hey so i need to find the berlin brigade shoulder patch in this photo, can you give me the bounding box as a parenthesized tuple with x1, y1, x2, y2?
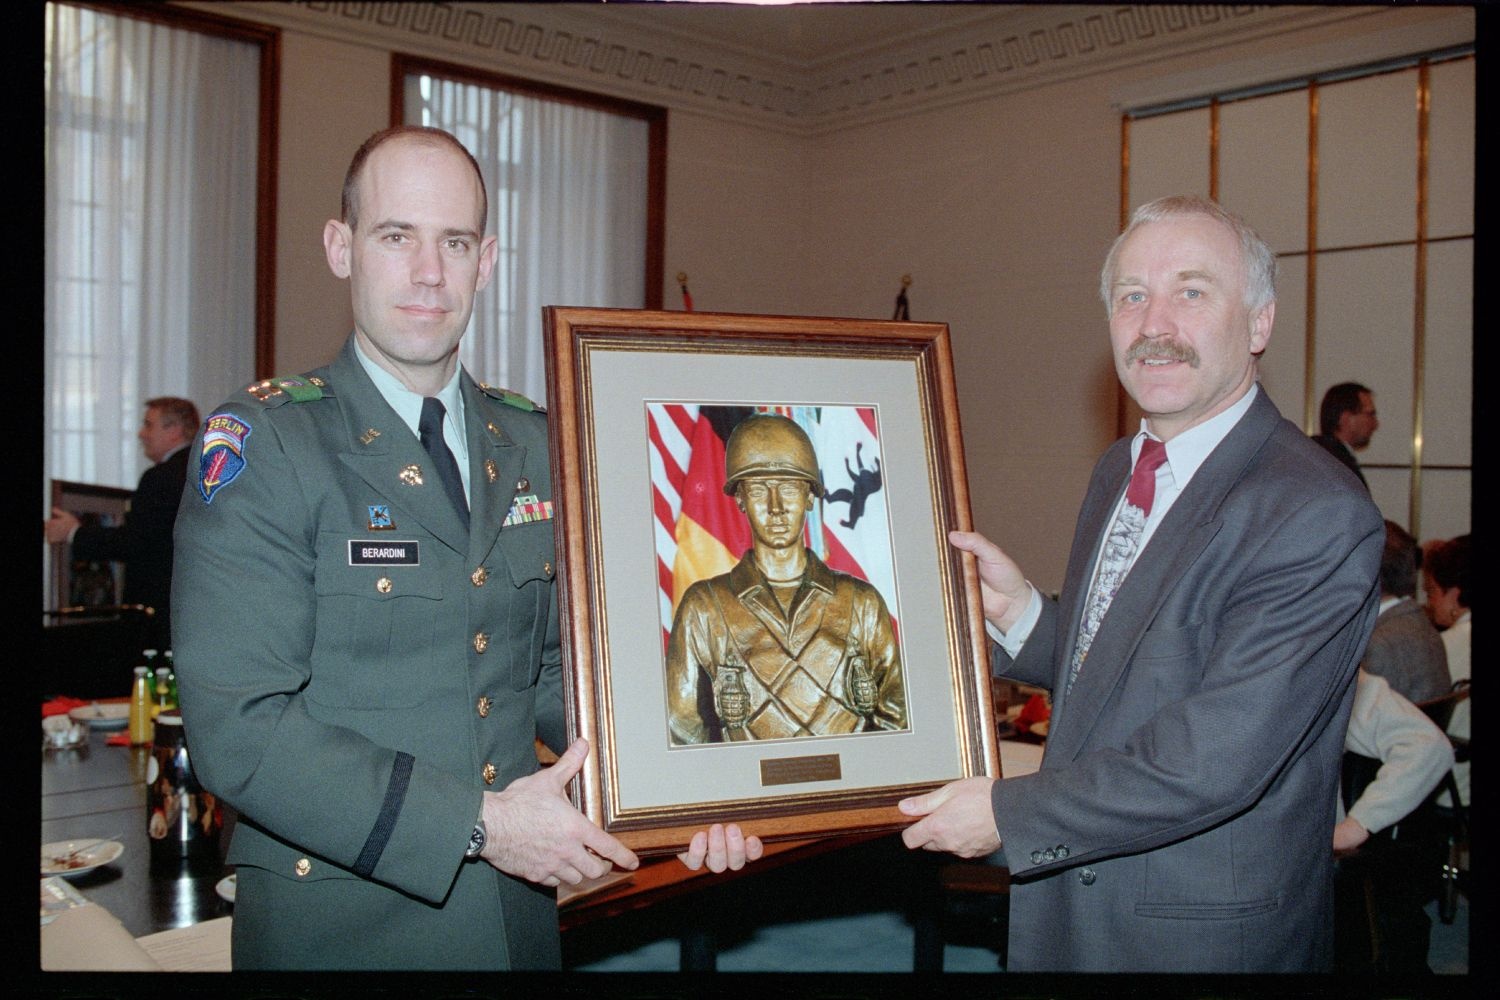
(199, 413, 252, 504)
(244, 374, 328, 406)
(478, 383, 542, 413)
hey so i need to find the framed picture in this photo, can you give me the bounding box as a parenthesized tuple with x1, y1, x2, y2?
(544, 307, 998, 854)
(47, 480, 133, 610)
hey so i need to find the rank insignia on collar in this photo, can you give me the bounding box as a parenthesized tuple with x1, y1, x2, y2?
(198, 413, 252, 504)
(399, 465, 424, 486)
(503, 494, 554, 527)
(367, 504, 395, 530)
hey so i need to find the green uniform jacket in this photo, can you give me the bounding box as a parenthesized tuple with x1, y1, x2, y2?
(172, 337, 565, 969)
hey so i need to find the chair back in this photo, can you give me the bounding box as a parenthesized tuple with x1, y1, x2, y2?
(41, 605, 157, 700)
(1416, 679, 1470, 732)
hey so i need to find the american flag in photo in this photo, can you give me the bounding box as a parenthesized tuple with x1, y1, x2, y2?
(645, 403, 897, 652)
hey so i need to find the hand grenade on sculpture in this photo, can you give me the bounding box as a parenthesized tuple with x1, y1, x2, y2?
(714, 651, 752, 733)
(844, 635, 877, 718)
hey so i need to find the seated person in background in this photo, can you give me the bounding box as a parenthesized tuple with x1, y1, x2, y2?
(44, 396, 200, 648)
(1360, 520, 1450, 704)
(1335, 671, 1454, 852)
(1423, 534, 1471, 808)
(1334, 669, 1454, 974)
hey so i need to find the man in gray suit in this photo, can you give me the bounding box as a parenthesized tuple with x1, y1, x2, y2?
(173, 126, 756, 970)
(1360, 519, 1450, 704)
(900, 196, 1383, 972)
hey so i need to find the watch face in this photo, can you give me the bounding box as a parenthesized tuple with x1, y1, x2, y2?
(467, 824, 485, 858)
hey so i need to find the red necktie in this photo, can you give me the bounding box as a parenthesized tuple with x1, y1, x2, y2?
(1125, 438, 1168, 514)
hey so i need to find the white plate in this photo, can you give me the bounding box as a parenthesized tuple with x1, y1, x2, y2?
(216, 874, 236, 903)
(41, 839, 124, 878)
(68, 703, 130, 730)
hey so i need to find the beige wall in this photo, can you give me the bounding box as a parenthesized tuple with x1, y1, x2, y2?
(233, 3, 1471, 589)
(271, 32, 386, 374)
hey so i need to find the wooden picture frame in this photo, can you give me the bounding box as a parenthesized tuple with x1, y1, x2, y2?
(47, 480, 134, 610)
(543, 307, 997, 854)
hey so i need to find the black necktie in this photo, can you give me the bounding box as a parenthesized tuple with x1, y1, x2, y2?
(418, 397, 468, 525)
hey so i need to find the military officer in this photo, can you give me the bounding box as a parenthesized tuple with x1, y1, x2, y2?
(172, 126, 758, 971)
(665, 413, 907, 744)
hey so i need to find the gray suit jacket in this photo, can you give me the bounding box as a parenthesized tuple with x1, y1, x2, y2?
(173, 337, 565, 969)
(992, 389, 1383, 972)
(1360, 597, 1451, 704)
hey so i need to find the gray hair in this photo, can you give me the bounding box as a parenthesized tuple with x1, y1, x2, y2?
(1099, 195, 1276, 316)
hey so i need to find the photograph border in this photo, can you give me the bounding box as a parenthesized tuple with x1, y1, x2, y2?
(544, 307, 997, 854)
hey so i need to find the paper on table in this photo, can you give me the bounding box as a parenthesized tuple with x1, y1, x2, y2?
(136, 916, 233, 972)
(40, 903, 162, 971)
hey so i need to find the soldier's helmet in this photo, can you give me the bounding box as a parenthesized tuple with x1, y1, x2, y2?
(722, 413, 825, 498)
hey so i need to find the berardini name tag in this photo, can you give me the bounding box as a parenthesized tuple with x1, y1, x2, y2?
(348, 540, 420, 565)
(759, 753, 842, 787)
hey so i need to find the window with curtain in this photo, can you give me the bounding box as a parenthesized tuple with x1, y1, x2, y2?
(44, 1, 263, 493)
(399, 57, 664, 404)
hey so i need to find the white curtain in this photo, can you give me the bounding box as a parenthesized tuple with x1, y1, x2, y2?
(44, 2, 259, 491)
(405, 74, 650, 404)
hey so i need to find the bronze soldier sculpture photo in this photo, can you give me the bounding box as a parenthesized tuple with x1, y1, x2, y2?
(665, 413, 908, 744)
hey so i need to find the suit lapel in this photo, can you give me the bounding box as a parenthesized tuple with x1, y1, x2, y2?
(330, 340, 470, 555)
(1048, 390, 1282, 761)
(463, 377, 527, 569)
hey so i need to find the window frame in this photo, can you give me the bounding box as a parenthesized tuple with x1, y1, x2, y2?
(391, 52, 667, 310)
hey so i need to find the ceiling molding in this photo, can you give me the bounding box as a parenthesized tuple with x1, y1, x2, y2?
(203, 3, 1456, 135)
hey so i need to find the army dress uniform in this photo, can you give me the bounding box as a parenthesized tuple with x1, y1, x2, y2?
(172, 337, 563, 970)
(665, 551, 906, 744)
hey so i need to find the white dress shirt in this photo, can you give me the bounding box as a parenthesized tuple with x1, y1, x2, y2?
(353, 338, 472, 502)
(993, 383, 1261, 656)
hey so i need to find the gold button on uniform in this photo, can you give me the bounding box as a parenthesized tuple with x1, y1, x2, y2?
(473, 632, 489, 654)
(471, 567, 488, 587)
(482, 762, 497, 785)
(376, 577, 393, 594)
(295, 858, 311, 877)
(477, 696, 492, 718)
(516, 477, 530, 492)
(543, 561, 553, 576)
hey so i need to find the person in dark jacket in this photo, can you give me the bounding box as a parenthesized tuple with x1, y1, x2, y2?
(45, 396, 200, 645)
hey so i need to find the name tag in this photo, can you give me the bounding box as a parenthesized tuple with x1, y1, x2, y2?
(348, 540, 420, 565)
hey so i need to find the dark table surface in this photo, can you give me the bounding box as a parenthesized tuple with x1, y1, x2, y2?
(41, 720, 233, 939)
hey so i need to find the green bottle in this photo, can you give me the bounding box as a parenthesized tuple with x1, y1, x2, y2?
(164, 651, 178, 709)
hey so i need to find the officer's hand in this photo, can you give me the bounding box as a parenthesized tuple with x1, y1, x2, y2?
(948, 530, 1031, 632)
(898, 777, 1001, 858)
(678, 823, 764, 873)
(480, 738, 639, 887)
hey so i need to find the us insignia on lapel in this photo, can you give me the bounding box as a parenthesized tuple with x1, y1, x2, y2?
(367, 504, 395, 530)
(503, 494, 554, 527)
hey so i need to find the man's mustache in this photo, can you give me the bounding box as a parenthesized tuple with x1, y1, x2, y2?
(1125, 337, 1198, 367)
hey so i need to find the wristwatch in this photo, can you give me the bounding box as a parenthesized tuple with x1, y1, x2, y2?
(465, 822, 486, 860)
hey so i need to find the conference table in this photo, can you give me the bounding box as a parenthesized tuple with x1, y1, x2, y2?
(40, 710, 1042, 970)
(41, 722, 232, 938)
